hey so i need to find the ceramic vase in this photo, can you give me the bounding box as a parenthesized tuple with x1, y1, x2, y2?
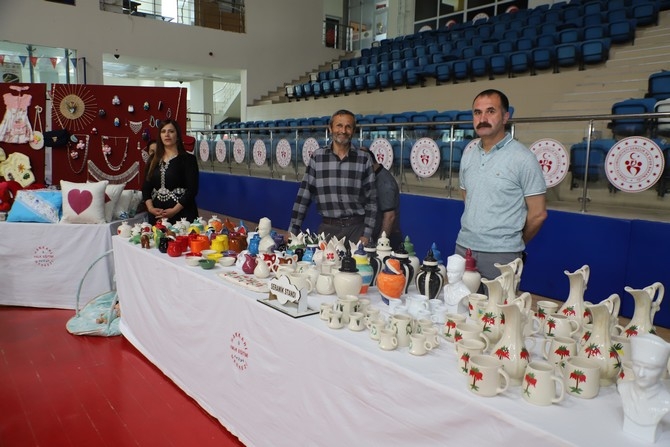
(117, 220, 132, 238)
(558, 265, 590, 326)
(333, 247, 362, 298)
(353, 243, 374, 294)
(477, 271, 513, 345)
(377, 258, 406, 305)
(461, 248, 482, 294)
(390, 246, 414, 294)
(579, 295, 622, 386)
(494, 257, 524, 302)
(376, 231, 393, 263)
(490, 298, 533, 386)
(364, 243, 382, 287)
(403, 236, 421, 286)
(622, 282, 664, 337)
(415, 249, 444, 301)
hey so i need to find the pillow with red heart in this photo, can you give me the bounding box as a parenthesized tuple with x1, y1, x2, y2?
(60, 180, 108, 224)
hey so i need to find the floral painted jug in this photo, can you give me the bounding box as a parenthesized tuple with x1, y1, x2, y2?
(579, 294, 622, 386)
(558, 265, 590, 326)
(621, 282, 664, 337)
(478, 271, 513, 345)
(490, 297, 533, 386)
(494, 257, 524, 303)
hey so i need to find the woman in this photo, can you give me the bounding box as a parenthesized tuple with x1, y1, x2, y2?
(142, 119, 199, 225)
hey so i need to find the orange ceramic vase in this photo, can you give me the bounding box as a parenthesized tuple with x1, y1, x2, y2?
(377, 258, 406, 305)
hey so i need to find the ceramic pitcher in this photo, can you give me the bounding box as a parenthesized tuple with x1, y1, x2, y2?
(494, 257, 524, 302)
(579, 295, 622, 386)
(558, 265, 590, 327)
(621, 282, 664, 337)
(477, 271, 513, 345)
(490, 298, 533, 386)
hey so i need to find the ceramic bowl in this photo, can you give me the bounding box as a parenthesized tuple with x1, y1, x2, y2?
(206, 252, 223, 261)
(200, 249, 217, 258)
(199, 258, 216, 270)
(185, 255, 202, 267)
(219, 256, 236, 267)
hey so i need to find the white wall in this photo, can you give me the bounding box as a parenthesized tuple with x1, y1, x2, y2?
(0, 0, 342, 110)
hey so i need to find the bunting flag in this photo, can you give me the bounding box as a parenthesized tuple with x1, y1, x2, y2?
(18, 55, 27, 67)
(70, 58, 77, 69)
(50, 57, 58, 69)
(30, 56, 38, 67)
(0, 55, 4, 66)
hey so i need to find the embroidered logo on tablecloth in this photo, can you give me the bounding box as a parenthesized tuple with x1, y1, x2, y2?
(230, 331, 249, 371)
(33, 245, 55, 267)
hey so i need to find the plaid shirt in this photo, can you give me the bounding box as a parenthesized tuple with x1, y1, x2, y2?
(289, 144, 377, 238)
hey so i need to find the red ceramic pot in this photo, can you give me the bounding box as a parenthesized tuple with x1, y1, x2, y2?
(167, 240, 183, 257)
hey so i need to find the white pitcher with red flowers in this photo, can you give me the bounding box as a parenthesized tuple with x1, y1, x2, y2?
(490, 296, 534, 386)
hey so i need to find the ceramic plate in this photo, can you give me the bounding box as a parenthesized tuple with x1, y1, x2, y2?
(369, 137, 394, 171)
(233, 138, 246, 164)
(276, 138, 292, 168)
(215, 140, 226, 162)
(410, 137, 440, 178)
(605, 137, 664, 192)
(199, 139, 209, 162)
(529, 138, 569, 188)
(253, 139, 266, 166)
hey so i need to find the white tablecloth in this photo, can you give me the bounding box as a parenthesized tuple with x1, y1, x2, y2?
(0, 214, 146, 309)
(112, 237, 670, 447)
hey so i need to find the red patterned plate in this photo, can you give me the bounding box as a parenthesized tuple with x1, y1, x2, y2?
(410, 137, 440, 178)
(253, 139, 267, 166)
(605, 137, 664, 192)
(199, 139, 209, 162)
(215, 140, 226, 162)
(302, 137, 320, 167)
(276, 138, 292, 168)
(529, 138, 569, 188)
(369, 137, 394, 171)
(233, 138, 246, 164)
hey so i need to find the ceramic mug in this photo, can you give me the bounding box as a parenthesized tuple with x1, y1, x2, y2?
(391, 314, 413, 348)
(413, 308, 432, 322)
(428, 298, 444, 312)
(561, 357, 601, 399)
(611, 335, 632, 365)
(443, 313, 467, 342)
(319, 303, 333, 321)
(365, 307, 381, 322)
(536, 300, 559, 321)
(348, 312, 366, 332)
(336, 295, 359, 324)
(454, 321, 490, 351)
(421, 327, 440, 349)
(544, 314, 580, 338)
(468, 355, 510, 397)
(388, 298, 406, 313)
(409, 333, 433, 356)
(430, 308, 449, 326)
(367, 318, 387, 341)
(415, 318, 434, 335)
(542, 335, 577, 367)
(328, 310, 344, 329)
(315, 273, 336, 295)
(522, 361, 565, 406)
(468, 293, 488, 320)
(356, 298, 371, 314)
(379, 328, 398, 351)
(406, 294, 430, 316)
(456, 338, 487, 375)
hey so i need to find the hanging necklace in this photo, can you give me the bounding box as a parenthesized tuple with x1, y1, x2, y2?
(30, 105, 44, 150)
(101, 135, 129, 171)
(128, 119, 145, 134)
(67, 134, 89, 174)
(87, 159, 140, 184)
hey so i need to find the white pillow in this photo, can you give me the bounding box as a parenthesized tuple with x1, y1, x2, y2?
(60, 180, 108, 224)
(104, 183, 125, 222)
(113, 189, 143, 219)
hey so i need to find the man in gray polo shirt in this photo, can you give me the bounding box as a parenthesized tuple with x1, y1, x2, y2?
(455, 89, 547, 280)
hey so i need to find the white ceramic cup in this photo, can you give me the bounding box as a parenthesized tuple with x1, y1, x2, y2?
(456, 338, 487, 375)
(522, 361, 565, 406)
(561, 357, 601, 399)
(468, 293, 488, 320)
(454, 321, 490, 351)
(536, 300, 560, 320)
(544, 313, 580, 338)
(315, 273, 336, 295)
(287, 272, 313, 296)
(319, 302, 333, 321)
(413, 308, 432, 322)
(335, 295, 359, 324)
(365, 307, 381, 321)
(367, 318, 386, 341)
(421, 326, 440, 349)
(415, 318, 434, 335)
(391, 313, 413, 348)
(442, 313, 467, 342)
(611, 334, 632, 365)
(379, 328, 398, 351)
(388, 298, 405, 313)
(542, 335, 577, 367)
(356, 298, 371, 314)
(348, 311, 366, 331)
(468, 355, 510, 397)
(428, 298, 444, 312)
(430, 308, 449, 326)
(409, 333, 433, 356)
(327, 310, 344, 329)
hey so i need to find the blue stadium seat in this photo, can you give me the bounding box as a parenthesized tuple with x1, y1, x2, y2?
(434, 62, 451, 85)
(489, 54, 509, 78)
(608, 98, 658, 136)
(580, 39, 610, 69)
(302, 82, 313, 98)
(470, 56, 489, 80)
(631, 1, 659, 27)
(509, 51, 532, 77)
(531, 47, 556, 74)
(331, 78, 342, 96)
(353, 75, 366, 93)
(555, 43, 581, 71)
(608, 20, 636, 45)
(569, 139, 614, 188)
(647, 71, 670, 101)
(450, 60, 470, 83)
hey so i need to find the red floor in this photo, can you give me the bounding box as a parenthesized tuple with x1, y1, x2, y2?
(0, 306, 244, 447)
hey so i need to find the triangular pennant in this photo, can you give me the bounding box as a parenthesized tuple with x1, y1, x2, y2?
(70, 58, 77, 69)
(30, 56, 38, 67)
(18, 55, 27, 67)
(50, 57, 58, 69)
(0, 55, 4, 66)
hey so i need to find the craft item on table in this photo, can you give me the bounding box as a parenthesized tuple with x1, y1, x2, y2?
(112, 95, 121, 105)
(218, 270, 270, 293)
(113, 117, 120, 127)
(443, 254, 471, 314)
(0, 179, 21, 212)
(388, 245, 414, 294)
(621, 282, 664, 337)
(100, 135, 129, 172)
(51, 84, 97, 131)
(495, 257, 524, 302)
(333, 246, 362, 298)
(59, 179, 108, 224)
(579, 295, 623, 386)
(258, 274, 317, 317)
(462, 248, 482, 293)
(87, 160, 139, 185)
(0, 85, 32, 144)
(0, 152, 35, 187)
(29, 105, 44, 150)
(127, 105, 134, 113)
(67, 134, 89, 175)
(403, 236, 421, 282)
(558, 265, 590, 326)
(415, 249, 444, 301)
(353, 242, 374, 294)
(143, 101, 150, 111)
(6, 189, 61, 223)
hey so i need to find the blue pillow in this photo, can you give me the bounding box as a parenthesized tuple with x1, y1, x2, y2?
(7, 189, 62, 223)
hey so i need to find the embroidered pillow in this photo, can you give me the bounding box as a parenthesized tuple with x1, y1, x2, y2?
(89, 181, 126, 222)
(60, 180, 108, 224)
(6, 189, 63, 223)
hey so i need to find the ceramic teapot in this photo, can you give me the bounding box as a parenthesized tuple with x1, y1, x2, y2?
(117, 220, 132, 238)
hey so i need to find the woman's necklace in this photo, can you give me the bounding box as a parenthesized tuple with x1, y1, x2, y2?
(101, 135, 129, 171)
(67, 134, 89, 174)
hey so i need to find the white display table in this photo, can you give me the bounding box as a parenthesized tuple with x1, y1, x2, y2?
(112, 237, 670, 447)
(0, 214, 146, 309)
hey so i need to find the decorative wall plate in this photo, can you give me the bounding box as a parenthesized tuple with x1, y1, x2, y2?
(215, 140, 226, 163)
(276, 138, 292, 168)
(253, 139, 267, 166)
(199, 139, 210, 162)
(369, 137, 394, 171)
(410, 137, 440, 178)
(463, 138, 480, 154)
(605, 137, 664, 192)
(233, 138, 246, 164)
(51, 85, 97, 131)
(302, 137, 320, 166)
(529, 138, 569, 188)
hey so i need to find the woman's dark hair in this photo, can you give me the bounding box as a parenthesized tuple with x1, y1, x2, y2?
(146, 119, 185, 178)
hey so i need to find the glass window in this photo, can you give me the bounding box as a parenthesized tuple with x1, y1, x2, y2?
(0, 41, 78, 86)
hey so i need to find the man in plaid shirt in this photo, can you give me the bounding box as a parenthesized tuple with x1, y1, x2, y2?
(289, 109, 377, 246)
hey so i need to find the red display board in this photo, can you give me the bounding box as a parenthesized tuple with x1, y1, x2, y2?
(49, 84, 187, 189)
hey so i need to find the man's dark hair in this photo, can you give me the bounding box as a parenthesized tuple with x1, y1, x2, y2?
(473, 89, 509, 113)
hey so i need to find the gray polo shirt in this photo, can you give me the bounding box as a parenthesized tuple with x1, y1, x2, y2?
(456, 133, 546, 252)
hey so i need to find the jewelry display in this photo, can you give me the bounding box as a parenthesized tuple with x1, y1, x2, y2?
(128, 119, 144, 134)
(101, 135, 129, 171)
(67, 134, 89, 174)
(87, 159, 139, 184)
